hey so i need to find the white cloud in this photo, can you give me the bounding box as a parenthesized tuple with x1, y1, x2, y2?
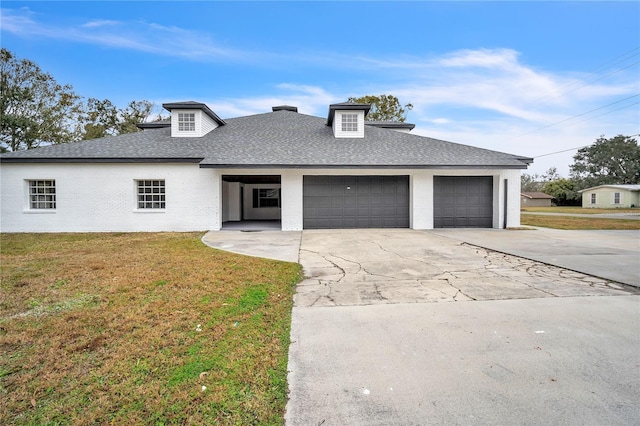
(1, 8, 247, 61)
(81, 19, 120, 28)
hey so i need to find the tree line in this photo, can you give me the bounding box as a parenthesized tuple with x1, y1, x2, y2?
(0, 48, 161, 152)
(522, 134, 640, 205)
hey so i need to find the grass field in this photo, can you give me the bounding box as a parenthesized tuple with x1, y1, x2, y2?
(521, 206, 639, 214)
(0, 233, 302, 425)
(520, 206, 640, 230)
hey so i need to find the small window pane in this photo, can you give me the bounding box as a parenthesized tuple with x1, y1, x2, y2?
(253, 188, 281, 208)
(178, 113, 196, 132)
(137, 180, 166, 209)
(29, 180, 56, 209)
(341, 114, 358, 132)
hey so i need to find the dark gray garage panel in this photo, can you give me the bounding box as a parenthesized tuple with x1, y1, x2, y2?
(434, 176, 493, 228)
(303, 176, 409, 229)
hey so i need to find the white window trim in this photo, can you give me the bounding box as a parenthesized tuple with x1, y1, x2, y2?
(135, 179, 166, 211)
(341, 113, 358, 132)
(178, 112, 196, 132)
(590, 193, 596, 204)
(25, 179, 57, 211)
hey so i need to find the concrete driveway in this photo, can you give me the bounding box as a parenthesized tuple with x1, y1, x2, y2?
(201, 228, 640, 425)
(283, 229, 640, 425)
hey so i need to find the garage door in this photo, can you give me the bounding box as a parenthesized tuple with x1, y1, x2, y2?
(434, 176, 493, 228)
(303, 176, 409, 229)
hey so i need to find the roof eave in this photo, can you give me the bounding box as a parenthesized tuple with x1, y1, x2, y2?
(0, 157, 203, 164)
(198, 163, 530, 170)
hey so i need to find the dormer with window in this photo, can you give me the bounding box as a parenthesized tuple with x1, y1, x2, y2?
(163, 101, 226, 137)
(327, 102, 371, 138)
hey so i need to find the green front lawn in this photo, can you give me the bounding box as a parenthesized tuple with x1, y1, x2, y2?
(0, 233, 302, 425)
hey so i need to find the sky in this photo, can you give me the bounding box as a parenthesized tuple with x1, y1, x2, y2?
(1, 1, 639, 176)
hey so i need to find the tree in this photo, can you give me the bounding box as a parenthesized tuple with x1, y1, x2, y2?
(118, 100, 153, 135)
(521, 167, 561, 192)
(347, 94, 413, 122)
(81, 99, 153, 140)
(0, 48, 83, 151)
(543, 178, 580, 206)
(570, 135, 640, 187)
(81, 98, 119, 140)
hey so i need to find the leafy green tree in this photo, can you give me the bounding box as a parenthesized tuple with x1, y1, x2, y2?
(81, 99, 153, 140)
(118, 100, 153, 135)
(347, 94, 413, 122)
(570, 135, 640, 187)
(0, 48, 83, 151)
(82, 98, 119, 140)
(543, 178, 580, 206)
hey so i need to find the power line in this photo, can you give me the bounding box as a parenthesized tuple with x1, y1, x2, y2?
(534, 133, 640, 158)
(507, 94, 639, 141)
(530, 46, 639, 105)
(534, 146, 589, 158)
(568, 100, 639, 126)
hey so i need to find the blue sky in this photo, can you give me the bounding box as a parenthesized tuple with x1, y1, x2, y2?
(2, 1, 639, 176)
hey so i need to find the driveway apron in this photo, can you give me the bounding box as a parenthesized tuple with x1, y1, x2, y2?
(285, 229, 640, 425)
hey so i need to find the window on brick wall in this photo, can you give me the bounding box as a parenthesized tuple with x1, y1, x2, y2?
(137, 180, 165, 209)
(29, 180, 56, 209)
(341, 113, 358, 132)
(178, 113, 195, 132)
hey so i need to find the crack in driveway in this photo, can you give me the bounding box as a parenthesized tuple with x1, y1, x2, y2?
(294, 231, 638, 308)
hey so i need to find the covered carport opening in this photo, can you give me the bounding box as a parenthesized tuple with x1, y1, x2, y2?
(303, 175, 410, 229)
(222, 175, 281, 230)
(433, 176, 493, 228)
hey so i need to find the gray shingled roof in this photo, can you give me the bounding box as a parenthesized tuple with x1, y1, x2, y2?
(0, 109, 533, 169)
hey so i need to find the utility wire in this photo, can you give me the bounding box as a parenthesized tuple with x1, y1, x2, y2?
(507, 94, 639, 141)
(568, 100, 639, 126)
(530, 47, 639, 105)
(534, 133, 640, 158)
(547, 60, 639, 101)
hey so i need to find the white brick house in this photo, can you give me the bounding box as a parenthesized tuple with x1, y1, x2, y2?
(1, 101, 532, 232)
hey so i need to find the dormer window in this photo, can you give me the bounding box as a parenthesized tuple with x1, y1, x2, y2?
(327, 102, 371, 139)
(341, 114, 358, 132)
(163, 102, 226, 137)
(178, 113, 195, 132)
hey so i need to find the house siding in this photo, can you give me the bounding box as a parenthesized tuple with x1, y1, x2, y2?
(2, 165, 523, 232)
(170, 109, 219, 137)
(581, 188, 639, 208)
(332, 111, 366, 138)
(521, 197, 553, 207)
(1, 163, 218, 232)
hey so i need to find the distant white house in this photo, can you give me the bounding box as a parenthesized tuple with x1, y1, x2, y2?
(1, 101, 533, 232)
(578, 184, 640, 208)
